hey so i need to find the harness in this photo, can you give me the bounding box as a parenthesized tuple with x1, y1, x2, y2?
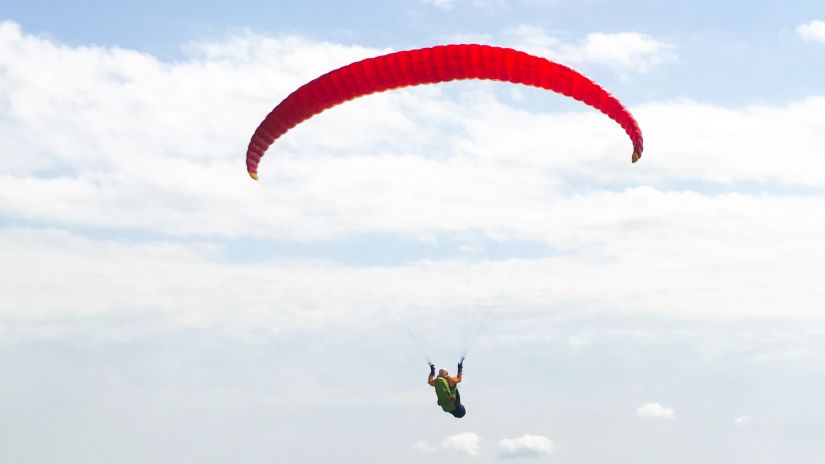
(434, 377, 456, 412)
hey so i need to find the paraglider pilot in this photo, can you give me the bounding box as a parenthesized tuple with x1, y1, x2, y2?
(428, 358, 466, 418)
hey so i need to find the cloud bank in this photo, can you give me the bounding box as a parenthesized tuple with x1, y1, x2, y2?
(3, 21, 825, 348)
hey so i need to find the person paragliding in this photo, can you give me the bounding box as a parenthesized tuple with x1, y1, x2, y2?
(428, 358, 466, 418)
(244, 45, 647, 415)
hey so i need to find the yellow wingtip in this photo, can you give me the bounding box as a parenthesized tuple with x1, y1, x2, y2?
(249, 171, 259, 181)
(631, 151, 641, 163)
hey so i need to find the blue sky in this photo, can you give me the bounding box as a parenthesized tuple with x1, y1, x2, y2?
(2, 1, 825, 463)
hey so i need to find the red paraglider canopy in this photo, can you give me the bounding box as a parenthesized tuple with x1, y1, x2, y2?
(246, 44, 644, 179)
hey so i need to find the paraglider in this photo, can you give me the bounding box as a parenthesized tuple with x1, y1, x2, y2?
(428, 358, 466, 418)
(244, 44, 646, 419)
(245, 44, 644, 180)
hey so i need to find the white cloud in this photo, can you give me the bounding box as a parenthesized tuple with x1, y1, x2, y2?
(8, 95, 825, 241)
(509, 25, 677, 73)
(635, 402, 675, 419)
(577, 32, 678, 73)
(443, 432, 482, 455)
(0, 20, 385, 177)
(414, 433, 481, 456)
(497, 434, 555, 459)
(419, 0, 506, 11)
(734, 416, 751, 426)
(420, 0, 460, 8)
(797, 20, 825, 43)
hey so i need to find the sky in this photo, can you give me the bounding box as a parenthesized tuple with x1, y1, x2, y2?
(2, 1, 825, 463)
